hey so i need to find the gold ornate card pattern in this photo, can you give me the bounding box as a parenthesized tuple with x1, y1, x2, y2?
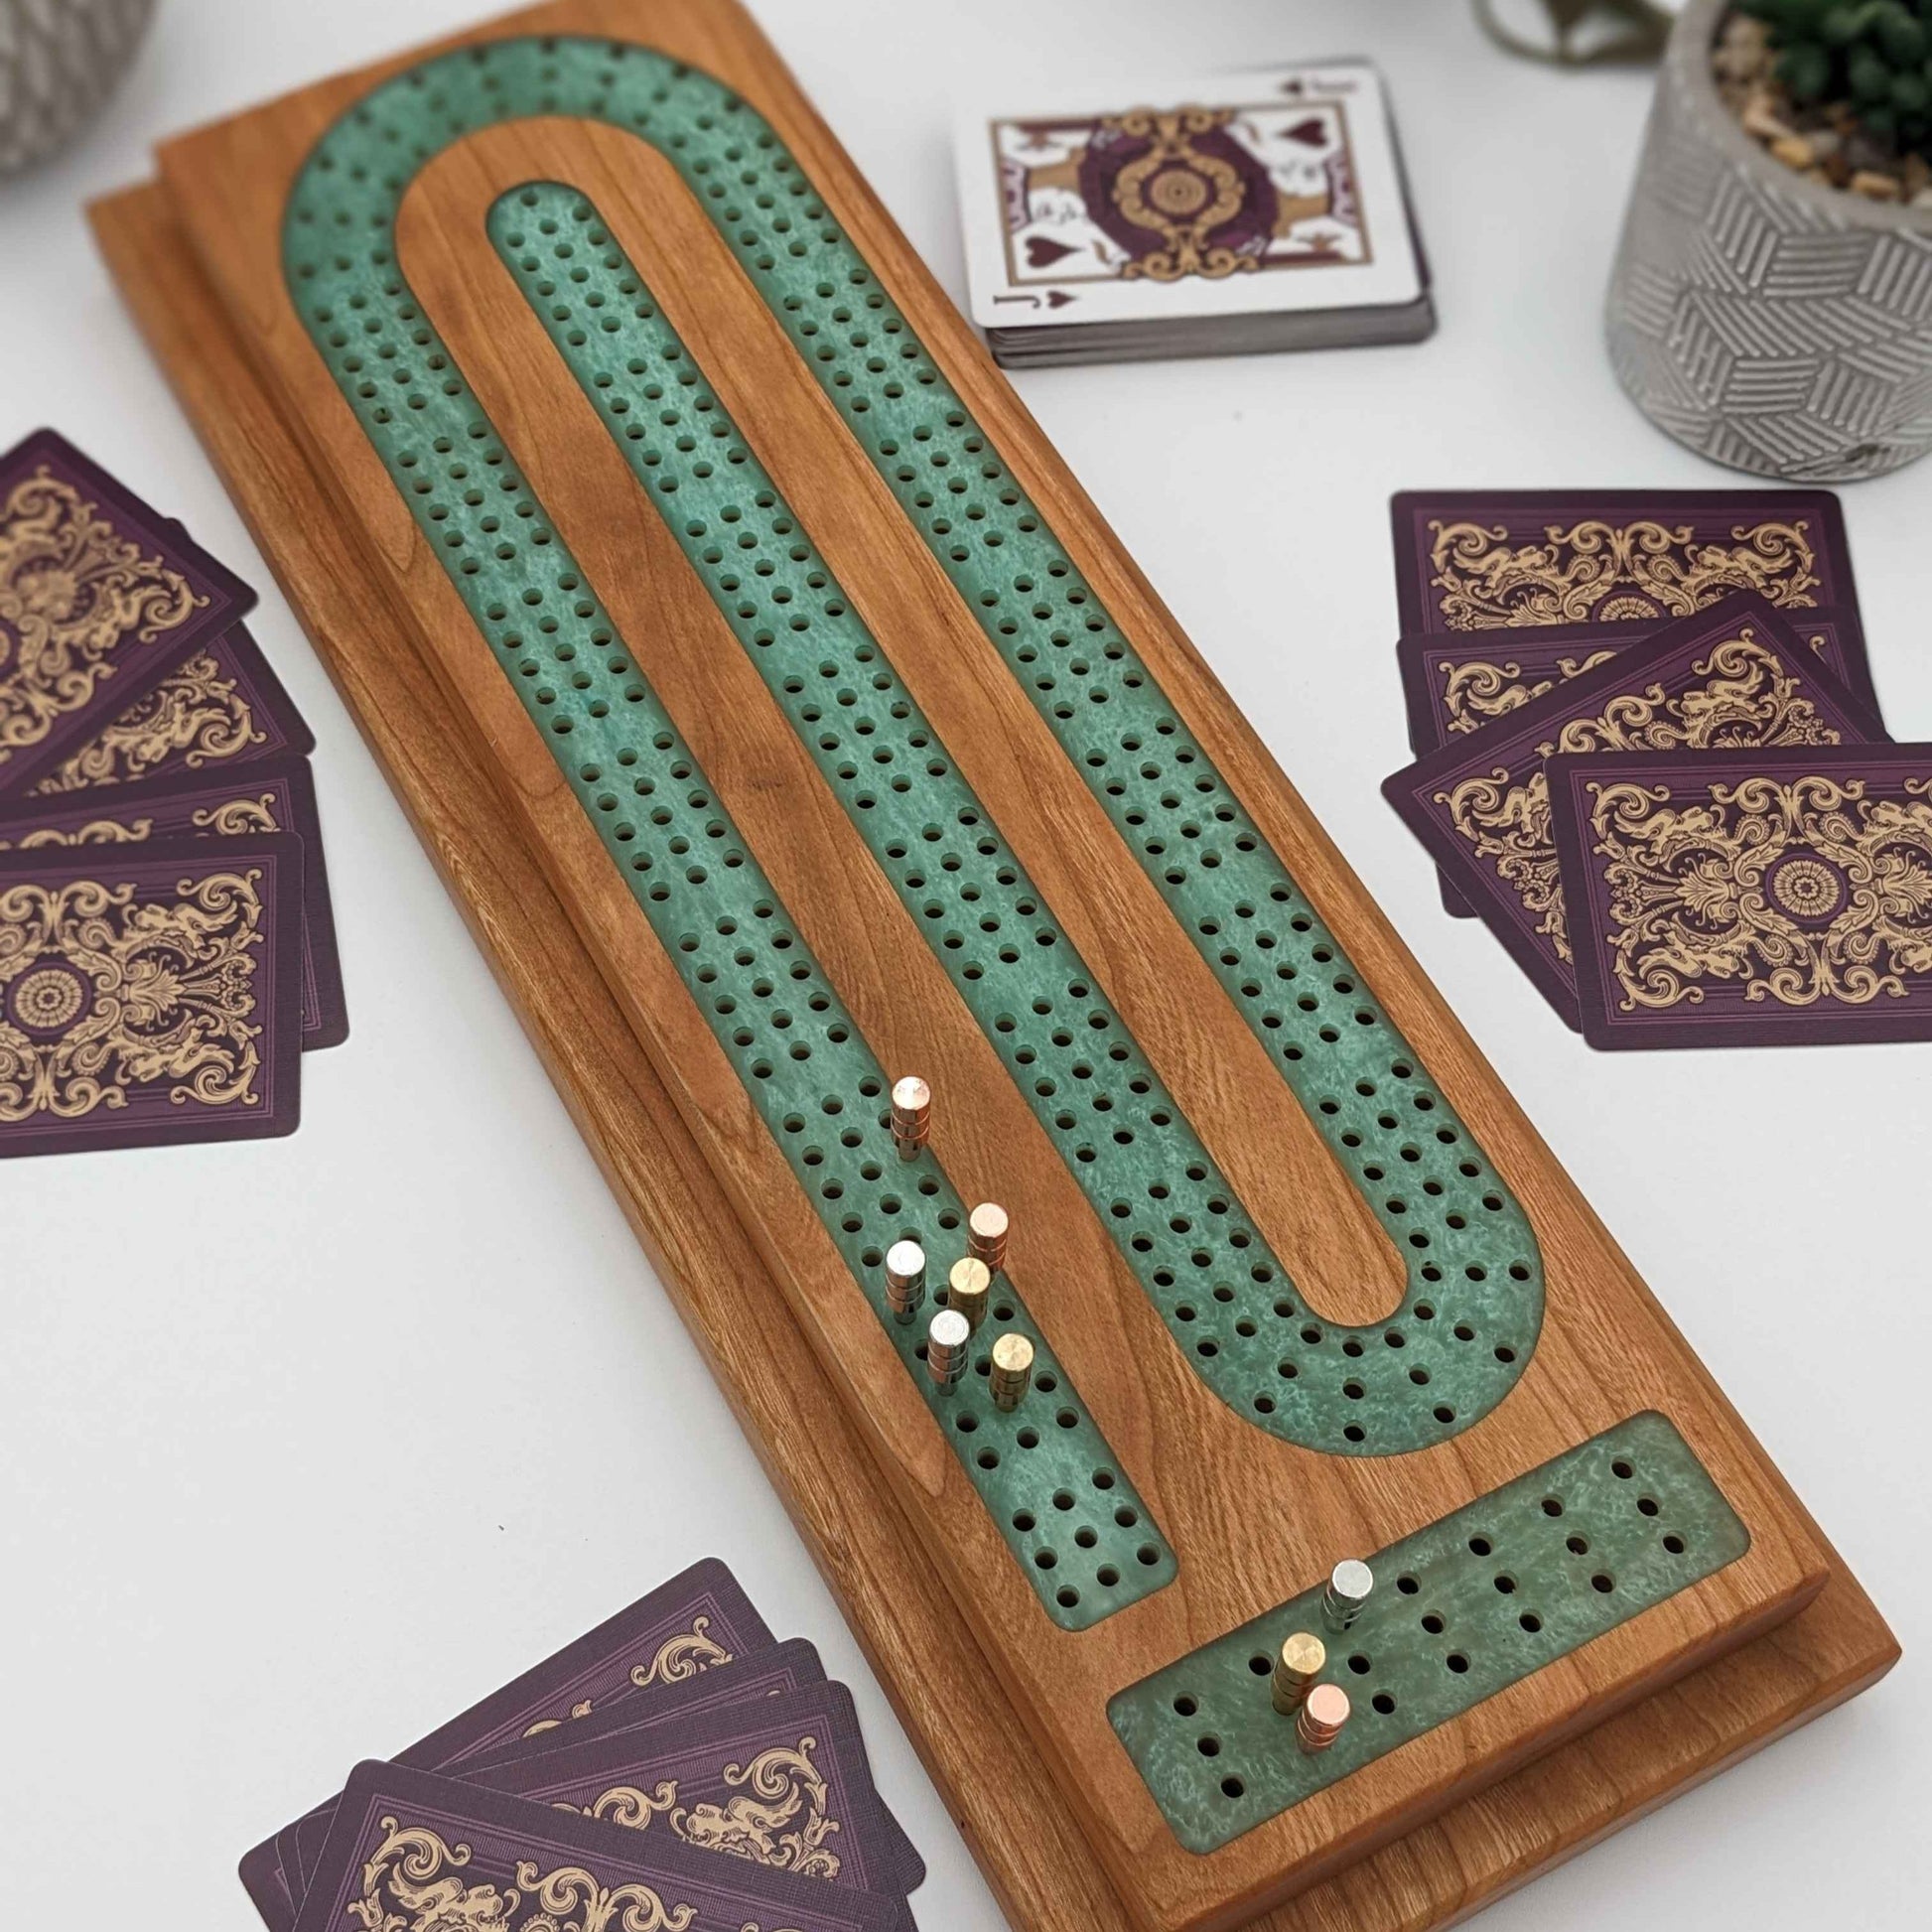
(0, 469, 202, 770)
(1427, 516, 1820, 631)
(1435, 629, 1839, 738)
(518, 1619, 735, 1740)
(1587, 773, 1932, 1012)
(32, 649, 263, 791)
(0, 792, 280, 855)
(1106, 107, 1256, 282)
(571, 1739, 840, 1880)
(1435, 631, 1843, 961)
(349, 1817, 715, 1932)
(0, 866, 267, 1122)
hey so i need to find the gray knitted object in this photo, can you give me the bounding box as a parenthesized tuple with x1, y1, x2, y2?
(1606, 0, 1932, 481)
(0, 0, 156, 176)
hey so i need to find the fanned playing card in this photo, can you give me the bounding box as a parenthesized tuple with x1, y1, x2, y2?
(466, 1635, 833, 1772)
(0, 832, 302, 1156)
(1549, 741, 1932, 1050)
(249, 1560, 773, 1929)
(1381, 595, 1885, 1028)
(30, 621, 314, 792)
(1396, 606, 1877, 759)
(1388, 486, 1859, 638)
(0, 758, 345, 1047)
(1397, 606, 1878, 920)
(0, 430, 256, 796)
(954, 61, 1431, 365)
(296, 1760, 903, 1932)
(469, 1682, 925, 1916)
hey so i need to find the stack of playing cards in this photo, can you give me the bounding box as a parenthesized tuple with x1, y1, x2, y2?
(1383, 488, 1932, 1050)
(952, 59, 1434, 368)
(238, 1560, 926, 1932)
(0, 429, 345, 1156)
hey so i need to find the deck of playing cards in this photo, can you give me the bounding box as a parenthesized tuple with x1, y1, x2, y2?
(1380, 487, 1932, 1051)
(952, 60, 1434, 368)
(237, 1559, 927, 1932)
(0, 429, 345, 1156)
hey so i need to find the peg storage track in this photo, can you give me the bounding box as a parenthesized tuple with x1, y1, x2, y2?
(96, 4, 1895, 1930)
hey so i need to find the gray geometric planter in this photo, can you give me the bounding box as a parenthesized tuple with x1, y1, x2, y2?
(0, 0, 156, 177)
(1607, 0, 1932, 481)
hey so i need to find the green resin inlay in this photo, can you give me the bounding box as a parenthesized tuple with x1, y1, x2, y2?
(282, 43, 1170, 1630)
(1109, 1413, 1749, 1851)
(282, 35, 1543, 1457)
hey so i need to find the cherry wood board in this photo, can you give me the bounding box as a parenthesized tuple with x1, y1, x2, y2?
(89, 4, 1895, 1926)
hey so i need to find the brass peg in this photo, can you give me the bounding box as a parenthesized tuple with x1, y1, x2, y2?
(946, 1256, 991, 1332)
(1270, 1631, 1326, 1716)
(989, 1331, 1035, 1412)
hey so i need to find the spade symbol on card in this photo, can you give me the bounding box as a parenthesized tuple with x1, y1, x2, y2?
(1025, 235, 1079, 270)
(1283, 116, 1327, 146)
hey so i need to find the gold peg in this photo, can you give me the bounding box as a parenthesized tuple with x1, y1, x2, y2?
(946, 1256, 991, 1332)
(967, 1200, 1010, 1273)
(1270, 1632, 1326, 1716)
(989, 1331, 1035, 1412)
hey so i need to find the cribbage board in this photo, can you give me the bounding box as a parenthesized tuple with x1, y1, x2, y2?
(89, 4, 1895, 1929)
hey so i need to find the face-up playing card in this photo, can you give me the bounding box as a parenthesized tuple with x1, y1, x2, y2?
(1549, 741, 1932, 1050)
(954, 61, 1423, 335)
(1381, 596, 1885, 1028)
(0, 430, 256, 797)
(0, 833, 302, 1157)
(470, 1681, 925, 1912)
(247, 1560, 773, 1929)
(29, 622, 314, 792)
(296, 1760, 902, 1932)
(0, 758, 345, 1047)
(1388, 487, 1859, 638)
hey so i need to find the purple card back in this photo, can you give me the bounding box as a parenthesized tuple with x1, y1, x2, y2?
(1549, 740, 1932, 1050)
(0, 832, 303, 1156)
(1389, 486, 1858, 637)
(28, 621, 314, 792)
(468, 1636, 832, 1772)
(296, 1760, 901, 1932)
(1381, 595, 1886, 1028)
(0, 430, 256, 796)
(249, 1560, 773, 1925)
(1396, 606, 1877, 761)
(470, 1681, 924, 1910)
(0, 757, 345, 1047)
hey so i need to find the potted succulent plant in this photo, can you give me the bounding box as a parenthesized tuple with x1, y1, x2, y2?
(1606, 0, 1932, 479)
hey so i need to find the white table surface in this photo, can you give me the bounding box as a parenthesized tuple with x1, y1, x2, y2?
(1, 1, 1922, 1926)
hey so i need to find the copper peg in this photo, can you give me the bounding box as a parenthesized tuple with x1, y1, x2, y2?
(884, 1239, 927, 1324)
(890, 1075, 930, 1163)
(1270, 1631, 1326, 1716)
(989, 1331, 1035, 1412)
(946, 1256, 991, 1332)
(926, 1308, 970, 1392)
(967, 1200, 1010, 1273)
(1297, 1682, 1349, 1754)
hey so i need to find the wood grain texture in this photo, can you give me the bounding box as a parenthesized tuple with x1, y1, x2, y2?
(90, 3, 1895, 1924)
